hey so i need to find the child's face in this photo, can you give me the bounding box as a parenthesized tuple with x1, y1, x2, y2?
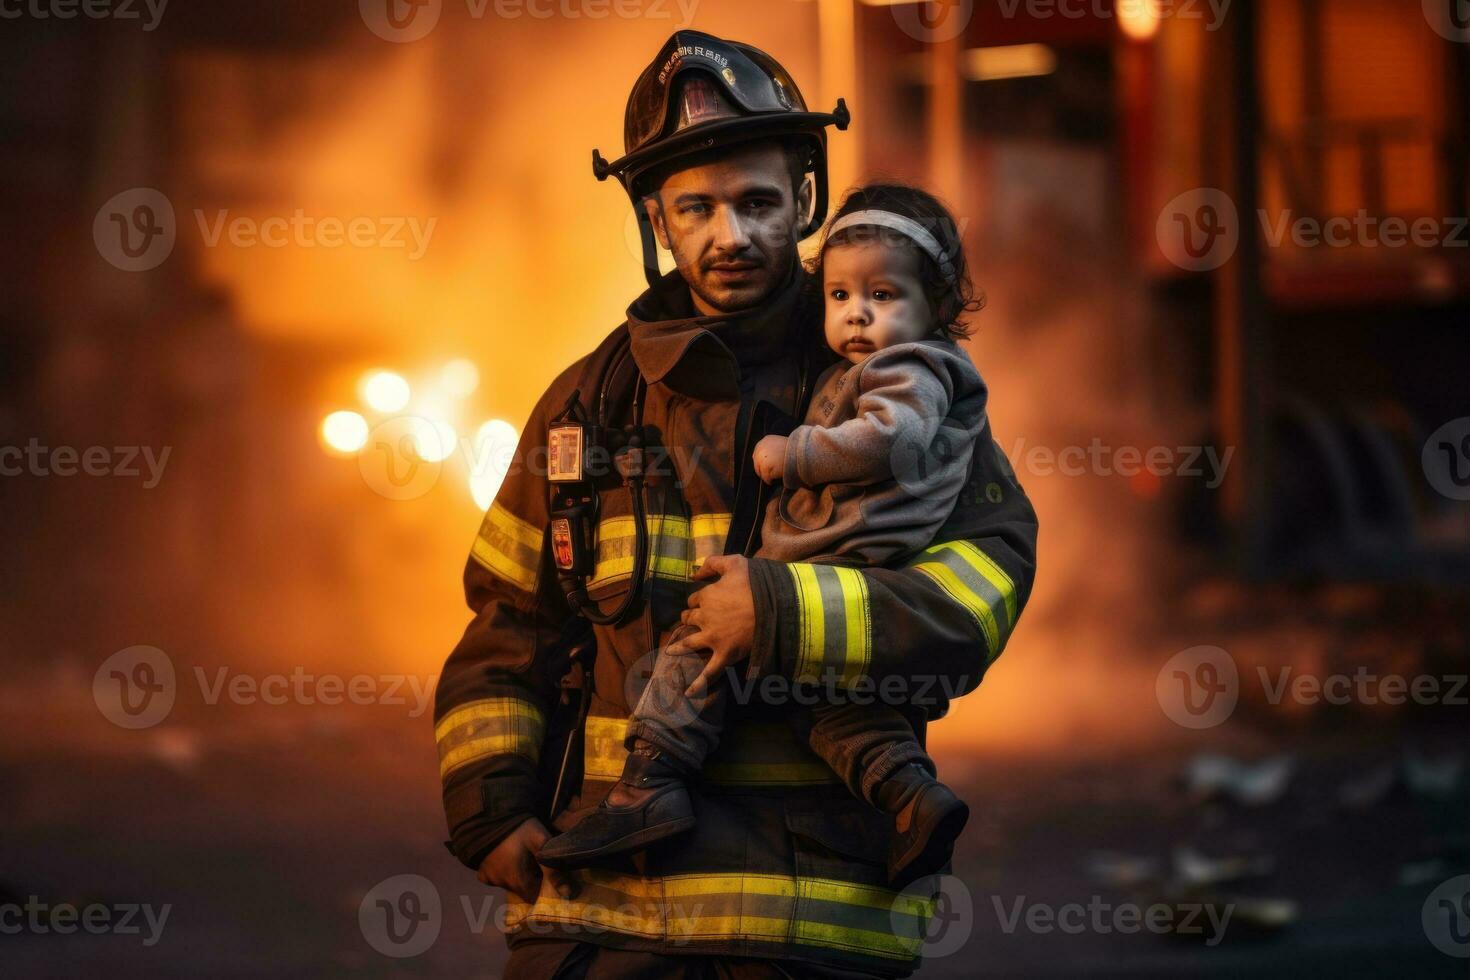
(822, 238, 935, 365)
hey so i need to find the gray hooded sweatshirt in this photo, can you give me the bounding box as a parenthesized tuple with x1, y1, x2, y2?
(757, 337, 989, 566)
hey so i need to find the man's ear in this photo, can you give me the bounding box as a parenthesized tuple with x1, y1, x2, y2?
(641, 196, 671, 250)
(795, 177, 814, 232)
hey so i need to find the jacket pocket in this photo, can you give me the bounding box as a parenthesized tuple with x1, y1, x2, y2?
(784, 796, 893, 887)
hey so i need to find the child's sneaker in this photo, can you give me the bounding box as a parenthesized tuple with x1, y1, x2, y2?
(537, 744, 696, 869)
(876, 763, 970, 886)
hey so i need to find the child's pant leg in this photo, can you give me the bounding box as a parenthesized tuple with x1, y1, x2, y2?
(626, 623, 728, 773)
(794, 700, 935, 806)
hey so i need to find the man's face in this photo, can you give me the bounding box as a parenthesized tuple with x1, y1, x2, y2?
(642, 142, 811, 316)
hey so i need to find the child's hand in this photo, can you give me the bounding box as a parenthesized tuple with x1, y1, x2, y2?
(753, 434, 788, 484)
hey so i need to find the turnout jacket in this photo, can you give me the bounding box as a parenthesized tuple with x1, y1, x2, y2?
(433, 263, 1039, 976)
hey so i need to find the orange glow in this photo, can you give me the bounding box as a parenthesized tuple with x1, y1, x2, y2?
(441, 359, 480, 399)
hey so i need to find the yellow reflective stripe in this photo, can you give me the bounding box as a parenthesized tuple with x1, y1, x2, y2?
(583, 714, 838, 786)
(788, 563, 870, 685)
(436, 697, 544, 778)
(689, 512, 731, 570)
(470, 502, 541, 592)
(587, 513, 732, 588)
(503, 869, 932, 961)
(911, 560, 999, 654)
(833, 566, 872, 686)
(946, 539, 1017, 625)
(790, 563, 826, 680)
(908, 539, 1017, 660)
(588, 514, 690, 588)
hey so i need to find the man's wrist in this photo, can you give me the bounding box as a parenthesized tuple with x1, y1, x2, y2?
(448, 810, 536, 871)
(744, 557, 793, 683)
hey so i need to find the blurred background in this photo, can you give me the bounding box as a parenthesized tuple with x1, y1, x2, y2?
(3, 0, 1470, 975)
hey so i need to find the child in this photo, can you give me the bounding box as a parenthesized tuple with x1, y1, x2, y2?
(539, 184, 988, 885)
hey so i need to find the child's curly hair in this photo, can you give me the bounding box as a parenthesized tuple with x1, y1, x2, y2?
(807, 183, 985, 341)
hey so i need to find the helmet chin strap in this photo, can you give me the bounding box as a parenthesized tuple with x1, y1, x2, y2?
(636, 205, 664, 290)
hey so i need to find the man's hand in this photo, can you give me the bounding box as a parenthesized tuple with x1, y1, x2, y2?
(752, 434, 789, 485)
(476, 817, 579, 903)
(673, 554, 756, 697)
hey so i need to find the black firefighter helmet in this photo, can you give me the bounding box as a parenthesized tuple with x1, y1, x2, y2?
(593, 30, 851, 286)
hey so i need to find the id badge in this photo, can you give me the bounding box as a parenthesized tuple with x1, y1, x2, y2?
(548, 424, 584, 483)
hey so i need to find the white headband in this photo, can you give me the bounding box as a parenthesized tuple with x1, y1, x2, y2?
(826, 209, 957, 282)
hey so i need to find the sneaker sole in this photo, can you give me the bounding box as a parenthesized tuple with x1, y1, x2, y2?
(538, 814, 698, 868)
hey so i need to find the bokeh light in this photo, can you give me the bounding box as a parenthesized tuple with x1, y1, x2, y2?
(469, 418, 519, 510)
(1118, 0, 1162, 41)
(320, 410, 369, 454)
(409, 417, 458, 463)
(359, 370, 411, 413)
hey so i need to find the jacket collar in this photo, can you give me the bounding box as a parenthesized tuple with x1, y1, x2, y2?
(625, 261, 815, 395)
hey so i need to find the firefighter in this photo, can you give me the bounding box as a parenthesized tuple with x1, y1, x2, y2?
(433, 29, 1039, 978)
